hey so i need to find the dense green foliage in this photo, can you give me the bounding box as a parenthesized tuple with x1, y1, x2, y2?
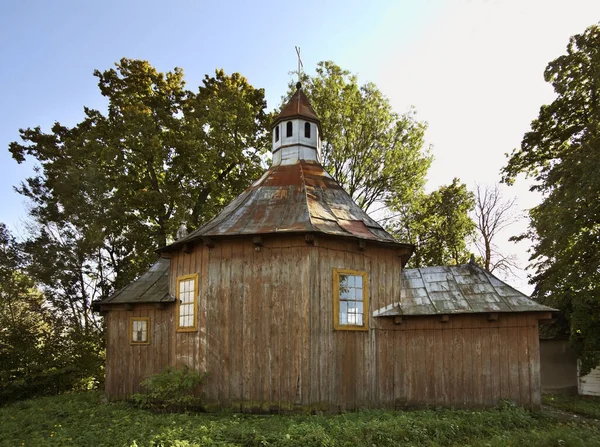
(290, 61, 432, 213)
(132, 366, 207, 412)
(389, 179, 476, 268)
(1, 392, 599, 446)
(0, 224, 102, 403)
(502, 23, 600, 373)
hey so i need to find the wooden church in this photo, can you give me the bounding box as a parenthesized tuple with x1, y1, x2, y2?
(99, 84, 555, 411)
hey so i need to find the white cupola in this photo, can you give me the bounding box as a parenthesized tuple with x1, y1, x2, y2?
(271, 82, 322, 166)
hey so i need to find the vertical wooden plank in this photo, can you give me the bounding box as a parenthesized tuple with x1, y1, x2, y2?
(300, 245, 311, 406)
(205, 244, 220, 403)
(498, 314, 510, 400)
(461, 315, 474, 407)
(490, 323, 501, 406)
(220, 243, 232, 405)
(518, 316, 531, 408)
(507, 314, 521, 404)
(481, 322, 493, 406)
(270, 244, 283, 409)
(433, 321, 444, 406)
(199, 246, 209, 373)
(449, 316, 462, 408)
(240, 240, 252, 411)
(308, 242, 321, 410)
(528, 314, 542, 409)
(228, 240, 243, 406)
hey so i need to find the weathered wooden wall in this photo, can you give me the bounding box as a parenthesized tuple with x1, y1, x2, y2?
(104, 304, 174, 400)
(105, 234, 544, 410)
(374, 314, 542, 409)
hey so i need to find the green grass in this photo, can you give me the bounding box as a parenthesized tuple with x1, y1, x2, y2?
(544, 393, 600, 419)
(1, 392, 600, 447)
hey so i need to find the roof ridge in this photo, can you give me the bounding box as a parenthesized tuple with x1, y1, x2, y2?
(299, 161, 317, 232)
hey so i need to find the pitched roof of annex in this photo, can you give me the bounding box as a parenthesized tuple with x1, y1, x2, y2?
(374, 264, 557, 317)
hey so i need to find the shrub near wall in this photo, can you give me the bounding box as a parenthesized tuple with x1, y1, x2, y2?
(132, 366, 207, 412)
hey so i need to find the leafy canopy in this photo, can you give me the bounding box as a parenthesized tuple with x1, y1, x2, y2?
(289, 61, 432, 213)
(388, 179, 476, 268)
(502, 23, 600, 373)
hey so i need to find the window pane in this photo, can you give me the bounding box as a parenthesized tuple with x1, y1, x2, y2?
(339, 275, 348, 289)
(355, 275, 362, 288)
(348, 275, 355, 288)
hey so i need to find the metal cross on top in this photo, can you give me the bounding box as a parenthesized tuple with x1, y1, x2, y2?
(295, 46, 303, 86)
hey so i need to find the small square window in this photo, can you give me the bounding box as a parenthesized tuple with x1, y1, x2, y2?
(130, 317, 150, 344)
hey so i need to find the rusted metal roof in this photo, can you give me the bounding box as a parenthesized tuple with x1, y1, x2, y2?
(163, 160, 411, 253)
(373, 264, 557, 317)
(102, 258, 174, 304)
(272, 86, 320, 128)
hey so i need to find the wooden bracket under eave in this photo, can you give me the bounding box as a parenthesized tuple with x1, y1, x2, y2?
(124, 303, 133, 311)
(153, 302, 167, 310)
(394, 316, 403, 325)
(183, 242, 194, 254)
(305, 234, 315, 245)
(487, 313, 499, 321)
(440, 314, 450, 323)
(252, 236, 264, 247)
(202, 237, 215, 248)
(358, 240, 366, 251)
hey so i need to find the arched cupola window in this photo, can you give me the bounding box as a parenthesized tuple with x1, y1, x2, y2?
(305, 122, 311, 138)
(275, 125, 279, 142)
(286, 121, 293, 137)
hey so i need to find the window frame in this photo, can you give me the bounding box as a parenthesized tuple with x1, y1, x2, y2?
(286, 121, 293, 137)
(129, 317, 151, 345)
(176, 273, 199, 332)
(275, 125, 280, 142)
(333, 268, 369, 331)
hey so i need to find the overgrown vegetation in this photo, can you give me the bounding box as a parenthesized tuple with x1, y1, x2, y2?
(544, 393, 600, 420)
(1, 392, 599, 446)
(132, 366, 207, 412)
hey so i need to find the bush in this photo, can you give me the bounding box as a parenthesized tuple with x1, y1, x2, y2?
(132, 366, 207, 412)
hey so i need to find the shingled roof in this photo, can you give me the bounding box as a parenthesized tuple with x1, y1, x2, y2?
(161, 160, 412, 259)
(373, 264, 556, 317)
(102, 258, 173, 304)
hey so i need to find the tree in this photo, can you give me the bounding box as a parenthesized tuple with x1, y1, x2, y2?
(9, 59, 269, 299)
(473, 184, 519, 275)
(502, 23, 600, 374)
(0, 223, 97, 402)
(289, 61, 432, 213)
(389, 178, 476, 268)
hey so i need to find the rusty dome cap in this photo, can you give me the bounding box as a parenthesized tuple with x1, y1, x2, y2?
(272, 84, 321, 129)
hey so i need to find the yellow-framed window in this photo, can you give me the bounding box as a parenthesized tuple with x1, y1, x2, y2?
(333, 268, 369, 331)
(130, 317, 150, 344)
(176, 274, 198, 332)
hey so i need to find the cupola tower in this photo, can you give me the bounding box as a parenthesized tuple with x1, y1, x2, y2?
(271, 82, 322, 166)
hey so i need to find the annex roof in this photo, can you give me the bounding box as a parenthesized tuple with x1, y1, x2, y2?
(373, 263, 557, 317)
(162, 160, 413, 258)
(102, 258, 174, 304)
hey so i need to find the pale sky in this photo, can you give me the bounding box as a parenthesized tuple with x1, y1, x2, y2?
(1, 0, 599, 294)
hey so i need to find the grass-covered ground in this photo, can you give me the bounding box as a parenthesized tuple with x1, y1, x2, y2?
(1, 392, 600, 447)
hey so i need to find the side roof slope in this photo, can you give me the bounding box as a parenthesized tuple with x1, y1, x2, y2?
(374, 263, 557, 317)
(102, 258, 173, 304)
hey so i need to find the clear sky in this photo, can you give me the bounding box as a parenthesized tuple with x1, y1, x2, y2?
(1, 0, 599, 293)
